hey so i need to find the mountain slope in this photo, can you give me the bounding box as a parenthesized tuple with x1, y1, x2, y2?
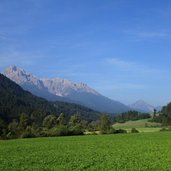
(4, 66, 130, 113)
(129, 100, 154, 113)
(0, 73, 101, 122)
(43, 78, 129, 113)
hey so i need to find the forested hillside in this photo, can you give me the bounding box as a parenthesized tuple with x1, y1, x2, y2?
(0, 73, 100, 123)
(0, 74, 104, 139)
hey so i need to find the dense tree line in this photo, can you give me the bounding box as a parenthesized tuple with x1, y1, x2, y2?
(153, 102, 171, 126)
(0, 113, 119, 139)
(112, 111, 151, 123)
(1, 113, 84, 139)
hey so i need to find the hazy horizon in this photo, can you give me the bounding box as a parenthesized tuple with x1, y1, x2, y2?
(1, 0, 171, 106)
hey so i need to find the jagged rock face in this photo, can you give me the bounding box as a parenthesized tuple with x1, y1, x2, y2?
(3, 66, 70, 102)
(3, 66, 130, 113)
(4, 66, 99, 97)
(43, 78, 100, 97)
(4, 66, 45, 89)
(129, 100, 155, 113)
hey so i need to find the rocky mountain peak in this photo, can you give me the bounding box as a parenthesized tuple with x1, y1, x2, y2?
(4, 65, 25, 74)
(4, 66, 28, 84)
(3, 66, 44, 89)
(42, 78, 100, 97)
(129, 100, 155, 113)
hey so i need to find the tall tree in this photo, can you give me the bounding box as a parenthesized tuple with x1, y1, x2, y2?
(99, 115, 111, 134)
(19, 113, 29, 130)
(57, 113, 65, 125)
(43, 115, 57, 129)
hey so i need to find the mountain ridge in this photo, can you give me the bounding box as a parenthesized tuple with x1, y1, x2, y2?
(0, 73, 101, 122)
(3, 66, 130, 113)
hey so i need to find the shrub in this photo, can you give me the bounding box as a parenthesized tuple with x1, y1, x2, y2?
(160, 127, 171, 131)
(112, 129, 127, 134)
(131, 128, 139, 133)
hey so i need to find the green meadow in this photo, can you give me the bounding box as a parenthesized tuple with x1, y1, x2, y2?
(113, 119, 161, 133)
(1, 132, 171, 171)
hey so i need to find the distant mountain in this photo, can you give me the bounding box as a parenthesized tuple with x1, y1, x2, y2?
(0, 73, 101, 122)
(3, 66, 129, 114)
(156, 106, 163, 112)
(129, 100, 155, 113)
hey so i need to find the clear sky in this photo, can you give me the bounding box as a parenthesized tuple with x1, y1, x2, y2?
(0, 0, 171, 106)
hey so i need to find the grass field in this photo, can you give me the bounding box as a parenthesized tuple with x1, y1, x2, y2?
(113, 119, 162, 133)
(1, 132, 171, 171)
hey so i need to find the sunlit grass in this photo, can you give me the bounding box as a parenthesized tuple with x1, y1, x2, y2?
(113, 119, 161, 132)
(0, 132, 171, 171)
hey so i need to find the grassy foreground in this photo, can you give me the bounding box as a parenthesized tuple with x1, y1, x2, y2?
(1, 132, 171, 171)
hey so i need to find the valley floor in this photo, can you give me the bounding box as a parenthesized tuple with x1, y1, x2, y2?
(0, 132, 171, 171)
(113, 119, 162, 133)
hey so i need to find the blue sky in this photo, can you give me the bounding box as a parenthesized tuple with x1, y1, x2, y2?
(0, 0, 171, 106)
